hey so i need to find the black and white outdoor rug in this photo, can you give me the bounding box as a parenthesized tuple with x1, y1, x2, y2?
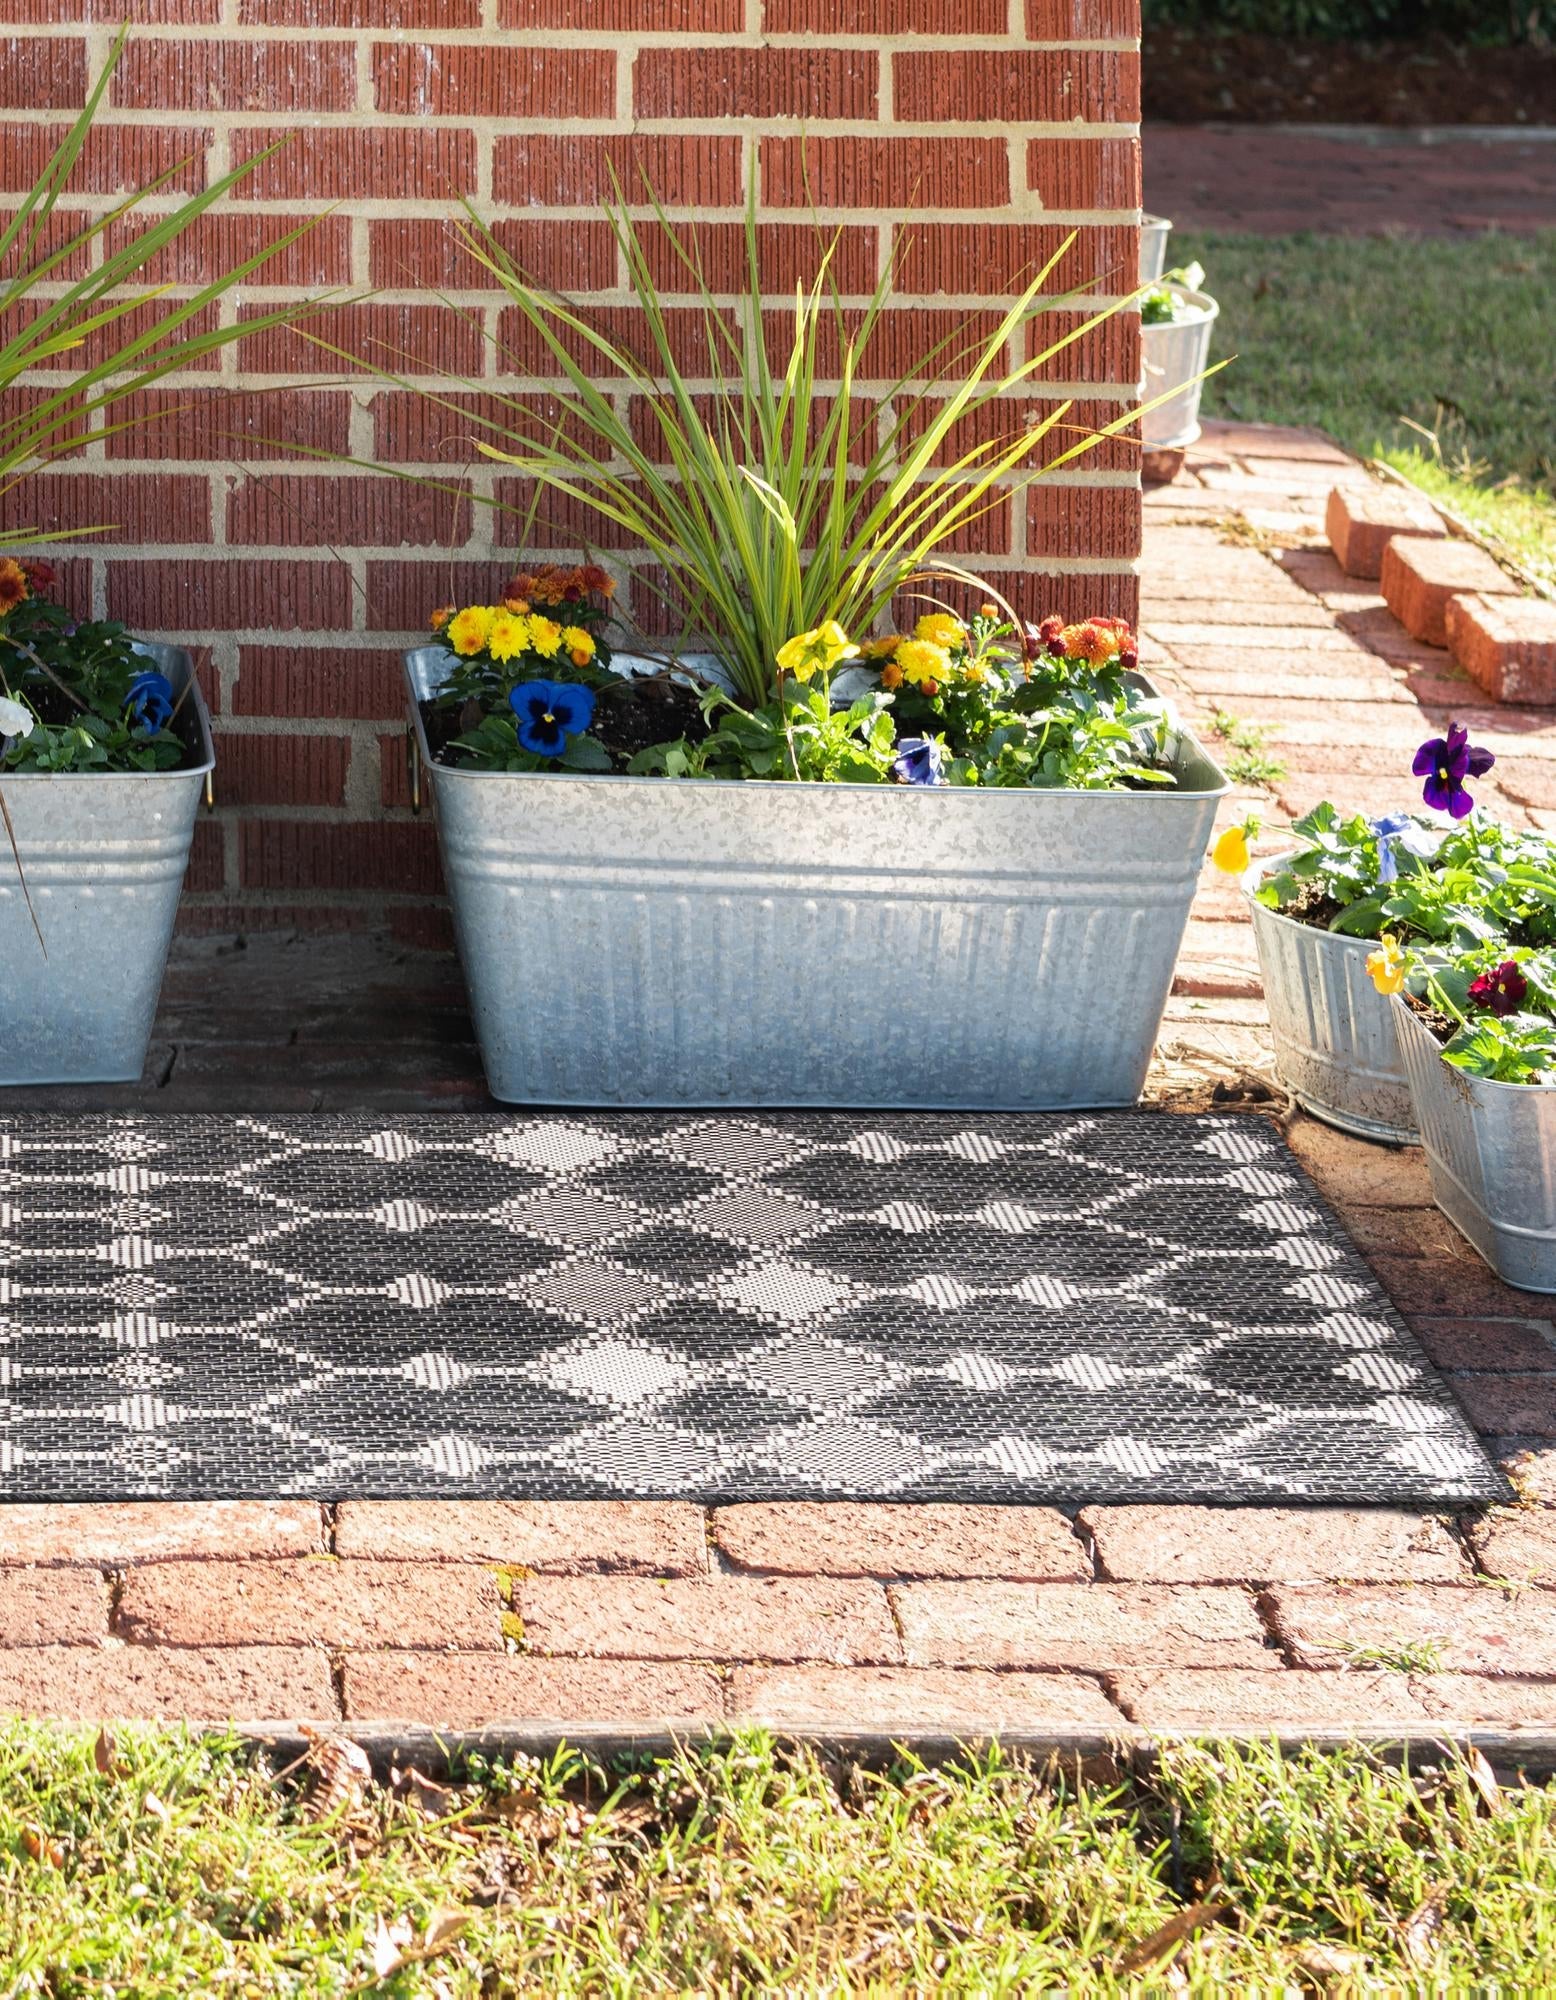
(0, 1111, 1503, 1506)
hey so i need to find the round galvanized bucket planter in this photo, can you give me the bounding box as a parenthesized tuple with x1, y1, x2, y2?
(406, 650, 1229, 1109)
(1245, 860, 1417, 1144)
(1139, 214, 1172, 286)
(1394, 998, 1556, 1292)
(1141, 285, 1218, 451)
(0, 642, 212, 1087)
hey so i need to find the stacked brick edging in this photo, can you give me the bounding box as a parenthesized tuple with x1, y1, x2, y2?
(5, 1, 1143, 944)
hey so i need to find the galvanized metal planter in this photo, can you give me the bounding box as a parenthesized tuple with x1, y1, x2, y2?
(1245, 860, 1417, 1144)
(1395, 998, 1556, 1292)
(1139, 214, 1172, 285)
(1140, 284, 1219, 451)
(0, 643, 212, 1086)
(406, 649, 1229, 1109)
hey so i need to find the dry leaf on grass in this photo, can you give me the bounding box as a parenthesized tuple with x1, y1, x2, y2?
(1464, 1746, 1504, 1818)
(1115, 1878, 1232, 1975)
(391, 1763, 456, 1818)
(1401, 1886, 1448, 1967)
(142, 1791, 172, 1824)
(92, 1727, 123, 1778)
(21, 1826, 66, 1869)
(301, 1726, 373, 1822)
(1292, 1939, 1370, 1987)
(365, 1909, 472, 1983)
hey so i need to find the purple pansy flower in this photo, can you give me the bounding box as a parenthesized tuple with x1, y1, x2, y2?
(1413, 723, 1493, 820)
(509, 679, 595, 758)
(890, 736, 944, 787)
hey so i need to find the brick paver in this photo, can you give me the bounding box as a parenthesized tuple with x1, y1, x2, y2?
(1267, 1585, 1556, 1675)
(333, 1499, 707, 1575)
(342, 1653, 725, 1730)
(730, 1666, 1122, 1735)
(894, 1584, 1273, 1672)
(516, 1575, 901, 1667)
(0, 1501, 325, 1567)
(117, 1558, 504, 1652)
(712, 1503, 1088, 1581)
(1112, 1669, 1432, 1733)
(1081, 1507, 1468, 1585)
(2, 424, 1555, 1749)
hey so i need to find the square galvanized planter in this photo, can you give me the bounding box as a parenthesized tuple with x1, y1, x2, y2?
(1395, 997, 1556, 1292)
(1245, 858, 1417, 1145)
(0, 643, 212, 1087)
(406, 649, 1229, 1108)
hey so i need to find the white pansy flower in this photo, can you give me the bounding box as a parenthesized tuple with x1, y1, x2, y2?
(0, 696, 34, 740)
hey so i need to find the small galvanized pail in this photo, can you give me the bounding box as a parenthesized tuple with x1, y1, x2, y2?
(1245, 861, 1417, 1145)
(1395, 997, 1556, 1293)
(1140, 284, 1219, 451)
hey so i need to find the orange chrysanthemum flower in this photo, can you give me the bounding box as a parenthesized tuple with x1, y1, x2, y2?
(0, 558, 30, 617)
(1060, 621, 1121, 664)
(430, 605, 455, 631)
(880, 661, 904, 690)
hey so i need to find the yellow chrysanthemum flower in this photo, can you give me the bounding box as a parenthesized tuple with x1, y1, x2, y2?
(447, 605, 495, 658)
(776, 621, 859, 683)
(1367, 936, 1407, 997)
(859, 634, 902, 661)
(914, 612, 966, 650)
(894, 639, 951, 689)
(488, 610, 530, 663)
(528, 616, 563, 659)
(560, 625, 595, 662)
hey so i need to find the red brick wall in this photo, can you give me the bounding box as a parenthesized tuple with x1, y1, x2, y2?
(7, 2, 1141, 942)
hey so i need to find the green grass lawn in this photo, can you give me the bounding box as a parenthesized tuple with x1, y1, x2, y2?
(1173, 229, 1556, 584)
(3, 1726, 1554, 1993)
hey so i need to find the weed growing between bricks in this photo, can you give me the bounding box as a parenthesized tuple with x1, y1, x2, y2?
(2, 1726, 1554, 1989)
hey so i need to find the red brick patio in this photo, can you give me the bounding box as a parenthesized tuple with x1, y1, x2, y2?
(2, 422, 1554, 1752)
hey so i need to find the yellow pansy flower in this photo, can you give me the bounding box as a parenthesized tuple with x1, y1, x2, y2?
(447, 605, 495, 657)
(1367, 936, 1407, 996)
(914, 611, 966, 650)
(776, 621, 859, 683)
(528, 616, 563, 659)
(1210, 815, 1261, 876)
(560, 625, 595, 662)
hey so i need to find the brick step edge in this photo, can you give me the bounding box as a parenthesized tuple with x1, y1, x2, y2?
(231, 1720, 1556, 1780)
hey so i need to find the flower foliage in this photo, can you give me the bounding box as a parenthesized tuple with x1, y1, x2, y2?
(1404, 940, 1556, 1085)
(0, 564, 186, 774)
(626, 606, 1172, 791)
(426, 579, 1175, 795)
(1257, 803, 1556, 950)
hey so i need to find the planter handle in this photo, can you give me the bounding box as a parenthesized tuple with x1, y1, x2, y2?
(407, 726, 422, 816)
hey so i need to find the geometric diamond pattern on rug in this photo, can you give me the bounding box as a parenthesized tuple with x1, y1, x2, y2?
(0, 1110, 1506, 1505)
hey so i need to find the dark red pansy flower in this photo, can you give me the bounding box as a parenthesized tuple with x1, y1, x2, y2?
(1469, 959, 1529, 1018)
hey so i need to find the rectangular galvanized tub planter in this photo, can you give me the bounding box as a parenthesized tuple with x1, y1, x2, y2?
(1245, 857, 1417, 1144)
(406, 649, 1229, 1108)
(0, 642, 211, 1086)
(1395, 997, 1556, 1292)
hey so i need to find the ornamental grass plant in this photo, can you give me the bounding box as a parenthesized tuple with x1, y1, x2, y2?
(0, 28, 331, 778)
(336, 185, 1166, 712)
(364, 186, 1208, 794)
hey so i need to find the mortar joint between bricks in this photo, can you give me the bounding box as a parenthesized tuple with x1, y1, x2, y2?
(328, 1650, 348, 1722)
(103, 1566, 127, 1637)
(1063, 1509, 1102, 1581)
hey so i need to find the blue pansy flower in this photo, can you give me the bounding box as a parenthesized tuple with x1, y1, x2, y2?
(124, 669, 175, 734)
(1371, 810, 1445, 884)
(1370, 811, 1412, 884)
(891, 736, 944, 786)
(509, 679, 596, 757)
